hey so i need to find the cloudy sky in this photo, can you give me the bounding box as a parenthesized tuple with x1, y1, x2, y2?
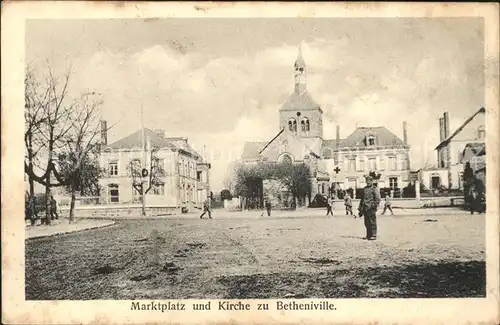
(26, 18, 484, 191)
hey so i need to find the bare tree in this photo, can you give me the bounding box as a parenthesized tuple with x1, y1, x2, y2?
(127, 147, 165, 216)
(58, 93, 104, 223)
(24, 65, 50, 221)
(24, 63, 105, 224)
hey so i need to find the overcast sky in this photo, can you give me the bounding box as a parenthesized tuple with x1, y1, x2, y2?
(26, 18, 484, 191)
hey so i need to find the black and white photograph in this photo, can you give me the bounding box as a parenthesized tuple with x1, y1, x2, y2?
(2, 2, 499, 325)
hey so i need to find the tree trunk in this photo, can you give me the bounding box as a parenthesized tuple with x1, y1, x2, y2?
(69, 175, 77, 223)
(141, 183, 146, 216)
(45, 183, 51, 225)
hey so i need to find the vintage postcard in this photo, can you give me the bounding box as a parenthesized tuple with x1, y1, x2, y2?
(2, 1, 499, 325)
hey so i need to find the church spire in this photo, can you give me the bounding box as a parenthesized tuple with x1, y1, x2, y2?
(294, 42, 307, 94)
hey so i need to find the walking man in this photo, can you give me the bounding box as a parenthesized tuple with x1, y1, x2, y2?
(344, 193, 353, 216)
(50, 195, 59, 220)
(326, 196, 334, 216)
(358, 176, 381, 240)
(381, 193, 394, 215)
(199, 198, 212, 219)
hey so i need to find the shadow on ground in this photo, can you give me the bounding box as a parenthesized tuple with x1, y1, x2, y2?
(217, 261, 486, 298)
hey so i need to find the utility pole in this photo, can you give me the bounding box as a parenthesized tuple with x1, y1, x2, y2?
(141, 102, 147, 216)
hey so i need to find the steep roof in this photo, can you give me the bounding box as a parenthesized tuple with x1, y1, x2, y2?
(321, 139, 345, 158)
(108, 128, 176, 150)
(340, 126, 406, 148)
(241, 141, 267, 160)
(461, 142, 485, 163)
(280, 90, 321, 112)
(435, 107, 486, 150)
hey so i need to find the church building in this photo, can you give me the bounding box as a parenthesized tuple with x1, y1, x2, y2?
(241, 47, 411, 201)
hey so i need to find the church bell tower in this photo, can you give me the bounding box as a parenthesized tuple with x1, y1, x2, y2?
(294, 43, 307, 94)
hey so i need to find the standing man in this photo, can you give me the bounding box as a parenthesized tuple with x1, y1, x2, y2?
(326, 196, 334, 216)
(358, 176, 381, 240)
(265, 200, 272, 216)
(199, 198, 212, 219)
(50, 195, 59, 220)
(381, 193, 394, 215)
(344, 193, 353, 216)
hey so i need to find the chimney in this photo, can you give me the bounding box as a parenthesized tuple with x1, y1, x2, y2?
(439, 117, 445, 142)
(100, 120, 107, 146)
(154, 129, 166, 138)
(443, 112, 450, 139)
(403, 121, 408, 145)
(336, 125, 340, 144)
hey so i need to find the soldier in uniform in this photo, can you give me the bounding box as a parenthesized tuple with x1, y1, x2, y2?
(326, 196, 334, 216)
(358, 176, 381, 240)
(344, 193, 353, 216)
(50, 195, 59, 220)
(199, 198, 212, 219)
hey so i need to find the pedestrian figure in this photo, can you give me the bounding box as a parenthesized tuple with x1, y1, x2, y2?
(265, 200, 272, 216)
(199, 199, 212, 219)
(358, 176, 381, 240)
(381, 193, 394, 215)
(326, 196, 334, 216)
(50, 195, 59, 220)
(344, 193, 353, 216)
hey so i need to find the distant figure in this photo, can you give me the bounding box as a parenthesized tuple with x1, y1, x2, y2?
(50, 195, 59, 220)
(265, 200, 272, 216)
(469, 183, 485, 215)
(344, 193, 353, 216)
(381, 193, 394, 215)
(199, 199, 212, 219)
(326, 196, 334, 216)
(358, 176, 381, 240)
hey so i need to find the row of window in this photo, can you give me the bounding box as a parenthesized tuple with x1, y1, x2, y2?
(107, 181, 198, 203)
(344, 156, 407, 172)
(107, 158, 198, 178)
(288, 118, 310, 134)
(318, 177, 400, 194)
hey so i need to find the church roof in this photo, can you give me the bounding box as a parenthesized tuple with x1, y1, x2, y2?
(108, 128, 177, 150)
(280, 90, 321, 112)
(241, 141, 266, 160)
(340, 126, 406, 148)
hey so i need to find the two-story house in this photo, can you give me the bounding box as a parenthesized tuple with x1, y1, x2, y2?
(99, 125, 211, 211)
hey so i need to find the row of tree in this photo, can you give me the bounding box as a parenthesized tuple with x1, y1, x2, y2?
(24, 64, 105, 224)
(232, 162, 312, 209)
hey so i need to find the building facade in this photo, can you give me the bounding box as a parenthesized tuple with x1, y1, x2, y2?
(434, 107, 486, 190)
(99, 126, 211, 210)
(241, 48, 411, 200)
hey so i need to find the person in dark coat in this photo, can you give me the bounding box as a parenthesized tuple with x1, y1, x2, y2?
(199, 199, 212, 219)
(50, 195, 59, 220)
(358, 176, 381, 240)
(265, 200, 272, 216)
(326, 196, 334, 216)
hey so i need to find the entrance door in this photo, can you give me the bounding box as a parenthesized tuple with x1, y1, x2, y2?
(431, 176, 440, 189)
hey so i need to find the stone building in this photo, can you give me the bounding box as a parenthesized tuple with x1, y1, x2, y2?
(434, 107, 486, 190)
(241, 47, 411, 202)
(99, 124, 211, 210)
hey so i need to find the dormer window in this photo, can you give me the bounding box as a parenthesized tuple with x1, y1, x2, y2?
(366, 134, 376, 146)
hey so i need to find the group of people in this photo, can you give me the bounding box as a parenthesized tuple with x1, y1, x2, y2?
(324, 176, 394, 240)
(24, 194, 60, 224)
